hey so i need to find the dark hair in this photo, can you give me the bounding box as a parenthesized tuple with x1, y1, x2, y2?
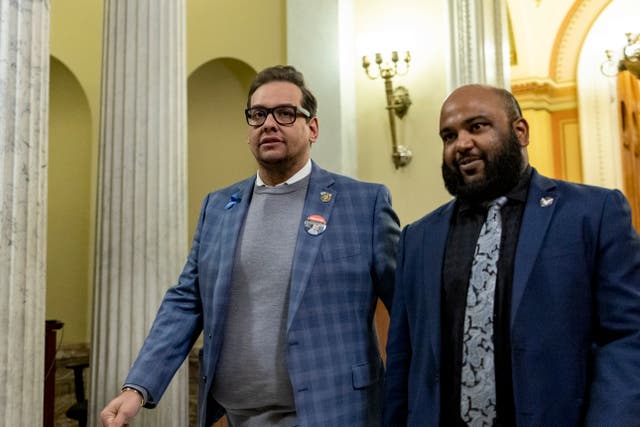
(246, 65, 317, 118)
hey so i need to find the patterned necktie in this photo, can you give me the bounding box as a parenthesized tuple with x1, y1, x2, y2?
(460, 196, 508, 427)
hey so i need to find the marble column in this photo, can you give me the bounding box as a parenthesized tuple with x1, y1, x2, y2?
(448, 0, 510, 88)
(0, 0, 50, 424)
(89, 1, 188, 426)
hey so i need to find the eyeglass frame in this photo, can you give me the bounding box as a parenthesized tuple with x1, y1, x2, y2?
(244, 104, 312, 127)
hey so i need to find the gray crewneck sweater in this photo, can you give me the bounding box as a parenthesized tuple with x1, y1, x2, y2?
(211, 176, 309, 427)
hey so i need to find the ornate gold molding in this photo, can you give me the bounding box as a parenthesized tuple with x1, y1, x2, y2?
(549, 0, 611, 83)
(511, 79, 577, 111)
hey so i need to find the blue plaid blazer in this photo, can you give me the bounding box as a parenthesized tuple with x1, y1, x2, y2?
(125, 162, 401, 426)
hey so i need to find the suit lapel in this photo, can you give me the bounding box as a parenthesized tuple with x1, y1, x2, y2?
(424, 201, 455, 367)
(511, 170, 558, 326)
(211, 177, 255, 328)
(287, 163, 335, 331)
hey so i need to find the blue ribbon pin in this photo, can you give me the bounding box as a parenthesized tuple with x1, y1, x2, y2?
(225, 192, 242, 209)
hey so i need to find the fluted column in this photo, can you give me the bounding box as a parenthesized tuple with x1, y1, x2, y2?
(0, 0, 50, 424)
(448, 0, 510, 88)
(90, 1, 188, 426)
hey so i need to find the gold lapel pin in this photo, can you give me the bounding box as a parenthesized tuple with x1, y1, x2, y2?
(320, 191, 332, 203)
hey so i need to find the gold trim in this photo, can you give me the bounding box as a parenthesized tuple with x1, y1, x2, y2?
(549, 0, 611, 83)
(508, 5, 518, 66)
(511, 79, 577, 111)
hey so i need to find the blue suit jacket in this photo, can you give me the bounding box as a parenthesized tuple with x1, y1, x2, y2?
(125, 162, 400, 427)
(384, 170, 640, 427)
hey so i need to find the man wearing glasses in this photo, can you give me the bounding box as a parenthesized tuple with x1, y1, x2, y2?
(100, 65, 401, 427)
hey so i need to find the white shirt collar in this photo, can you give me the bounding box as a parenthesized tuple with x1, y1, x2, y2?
(255, 159, 312, 187)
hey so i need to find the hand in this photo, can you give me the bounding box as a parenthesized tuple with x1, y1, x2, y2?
(100, 390, 143, 426)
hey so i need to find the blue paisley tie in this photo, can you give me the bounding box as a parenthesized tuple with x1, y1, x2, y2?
(460, 196, 508, 427)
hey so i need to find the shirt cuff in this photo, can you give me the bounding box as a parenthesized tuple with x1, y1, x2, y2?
(121, 383, 153, 408)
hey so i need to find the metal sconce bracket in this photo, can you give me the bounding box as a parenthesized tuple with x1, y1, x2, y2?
(392, 86, 411, 118)
(363, 51, 413, 169)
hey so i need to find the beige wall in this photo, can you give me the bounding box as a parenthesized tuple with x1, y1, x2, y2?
(48, 1, 103, 344)
(187, 0, 286, 75)
(187, 59, 257, 238)
(508, 0, 576, 81)
(186, 0, 286, 237)
(47, 59, 93, 344)
(522, 109, 555, 178)
(354, 0, 452, 226)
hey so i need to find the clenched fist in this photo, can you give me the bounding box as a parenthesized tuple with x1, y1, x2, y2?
(100, 389, 144, 426)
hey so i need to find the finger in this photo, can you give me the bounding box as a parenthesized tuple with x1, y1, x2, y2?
(99, 408, 118, 426)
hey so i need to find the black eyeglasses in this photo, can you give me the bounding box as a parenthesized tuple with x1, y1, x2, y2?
(245, 105, 311, 126)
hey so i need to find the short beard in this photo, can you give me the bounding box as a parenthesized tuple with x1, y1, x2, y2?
(441, 129, 524, 203)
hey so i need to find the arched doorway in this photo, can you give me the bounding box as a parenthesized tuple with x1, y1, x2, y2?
(187, 58, 257, 238)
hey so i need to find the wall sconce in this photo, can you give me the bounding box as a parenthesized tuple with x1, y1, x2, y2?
(362, 51, 412, 169)
(601, 32, 640, 79)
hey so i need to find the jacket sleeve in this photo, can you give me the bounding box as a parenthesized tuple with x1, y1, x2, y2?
(383, 226, 412, 426)
(372, 185, 401, 311)
(585, 189, 640, 426)
(123, 193, 212, 407)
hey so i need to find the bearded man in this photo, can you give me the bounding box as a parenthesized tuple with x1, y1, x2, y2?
(383, 84, 640, 427)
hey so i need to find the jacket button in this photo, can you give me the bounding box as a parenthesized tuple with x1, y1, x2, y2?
(202, 376, 207, 383)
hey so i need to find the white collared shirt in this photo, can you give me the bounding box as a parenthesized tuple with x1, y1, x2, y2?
(255, 159, 312, 187)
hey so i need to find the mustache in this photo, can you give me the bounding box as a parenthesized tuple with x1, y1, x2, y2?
(455, 153, 485, 168)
